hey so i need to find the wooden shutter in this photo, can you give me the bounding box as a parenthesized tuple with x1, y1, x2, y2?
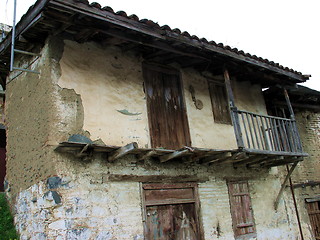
(227, 181, 256, 238)
(306, 201, 320, 239)
(208, 80, 231, 124)
(143, 64, 191, 149)
(142, 183, 202, 240)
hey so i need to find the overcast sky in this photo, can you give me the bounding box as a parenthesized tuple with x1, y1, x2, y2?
(1, 0, 319, 91)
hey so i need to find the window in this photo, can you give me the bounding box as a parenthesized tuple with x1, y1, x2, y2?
(143, 63, 191, 149)
(142, 183, 203, 239)
(306, 199, 320, 239)
(208, 79, 231, 124)
(227, 180, 256, 239)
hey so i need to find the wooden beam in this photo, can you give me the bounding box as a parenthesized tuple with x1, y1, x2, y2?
(75, 143, 90, 157)
(248, 156, 284, 168)
(159, 149, 190, 163)
(108, 142, 138, 162)
(274, 162, 298, 210)
(292, 181, 320, 189)
(137, 150, 157, 161)
(234, 155, 269, 166)
(224, 68, 244, 148)
(103, 174, 209, 183)
(200, 152, 232, 164)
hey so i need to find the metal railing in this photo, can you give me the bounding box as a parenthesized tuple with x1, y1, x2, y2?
(234, 109, 303, 153)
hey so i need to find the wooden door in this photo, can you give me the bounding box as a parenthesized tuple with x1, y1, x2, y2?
(143, 183, 202, 240)
(227, 181, 256, 238)
(143, 64, 191, 150)
(306, 201, 320, 240)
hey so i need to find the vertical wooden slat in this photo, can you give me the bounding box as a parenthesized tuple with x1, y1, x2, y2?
(265, 117, 275, 151)
(251, 114, 260, 149)
(241, 112, 250, 148)
(272, 118, 281, 151)
(256, 116, 265, 150)
(245, 113, 255, 149)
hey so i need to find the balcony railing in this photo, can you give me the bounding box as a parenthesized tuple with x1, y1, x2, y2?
(233, 109, 303, 154)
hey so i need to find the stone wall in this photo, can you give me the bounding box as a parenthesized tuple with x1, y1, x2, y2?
(291, 110, 320, 239)
(14, 153, 308, 240)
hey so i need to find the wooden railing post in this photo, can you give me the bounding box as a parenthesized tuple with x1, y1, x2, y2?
(283, 88, 303, 152)
(223, 68, 244, 148)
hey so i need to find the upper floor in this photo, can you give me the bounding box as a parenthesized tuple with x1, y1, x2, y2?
(0, 0, 309, 168)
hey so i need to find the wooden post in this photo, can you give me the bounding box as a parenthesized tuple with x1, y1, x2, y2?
(283, 88, 303, 152)
(224, 68, 244, 148)
(283, 88, 295, 120)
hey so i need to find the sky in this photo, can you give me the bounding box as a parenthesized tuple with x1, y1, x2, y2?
(1, 0, 319, 91)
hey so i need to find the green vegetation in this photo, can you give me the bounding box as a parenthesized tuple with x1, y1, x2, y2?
(0, 193, 19, 240)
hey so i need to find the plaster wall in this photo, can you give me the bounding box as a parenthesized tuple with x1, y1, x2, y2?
(58, 40, 267, 150)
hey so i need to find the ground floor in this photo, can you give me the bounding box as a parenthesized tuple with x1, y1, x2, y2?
(8, 163, 315, 240)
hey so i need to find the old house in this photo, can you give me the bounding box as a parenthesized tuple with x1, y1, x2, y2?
(264, 85, 320, 240)
(0, 0, 316, 239)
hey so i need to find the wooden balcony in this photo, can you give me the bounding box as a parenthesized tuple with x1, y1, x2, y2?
(232, 109, 307, 158)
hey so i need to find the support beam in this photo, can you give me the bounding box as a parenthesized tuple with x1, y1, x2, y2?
(108, 142, 138, 162)
(76, 143, 90, 157)
(137, 150, 157, 161)
(200, 152, 232, 164)
(274, 162, 298, 210)
(160, 149, 190, 163)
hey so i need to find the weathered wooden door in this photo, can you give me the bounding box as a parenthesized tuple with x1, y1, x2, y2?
(306, 201, 320, 240)
(143, 183, 202, 240)
(143, 64, 191, 150)
(227, 181, 256, 238)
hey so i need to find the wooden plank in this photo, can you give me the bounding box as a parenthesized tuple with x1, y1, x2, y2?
(137, 150, 157, 161)
(160, 149, 190, 162)
(76, 143, 90, 157)
(145, 199, 195, 206)
(105, 175, 209, 183)
(107, 142, 138, 162)
(274, 162, 298, 210)
(242, 148, 308, 157)
(145, 188, 194, 203)
(200, 152, 232, 164)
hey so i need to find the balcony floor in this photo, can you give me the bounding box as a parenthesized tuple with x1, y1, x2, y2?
(55, 141, 307, 168)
